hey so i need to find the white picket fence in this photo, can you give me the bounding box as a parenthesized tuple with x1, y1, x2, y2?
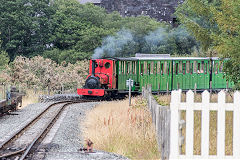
(170, 90, 240, 159)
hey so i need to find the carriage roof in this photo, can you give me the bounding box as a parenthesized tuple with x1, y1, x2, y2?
(111, 57, 220, 61)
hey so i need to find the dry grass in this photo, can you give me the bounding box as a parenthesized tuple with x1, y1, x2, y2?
(21, 89, 40, 108)
(155, 92, 234, 155)
(82, 97, 160, 159)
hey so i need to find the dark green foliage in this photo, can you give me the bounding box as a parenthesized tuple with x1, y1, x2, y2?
(0, 0, 55, 60)
(0, 38, 10, 68)
(43, 48, 87, 64)
(0, 0, 199, 64)
(0, 51, 10, 68)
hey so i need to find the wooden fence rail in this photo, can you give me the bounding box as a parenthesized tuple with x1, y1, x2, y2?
(143, 86, 240, 159)
(142, 86, 170, 160)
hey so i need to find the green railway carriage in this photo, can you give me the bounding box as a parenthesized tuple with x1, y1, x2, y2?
(116, 55, 233, 93)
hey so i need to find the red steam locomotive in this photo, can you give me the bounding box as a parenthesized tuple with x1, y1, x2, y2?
(77, 59, 117, 97)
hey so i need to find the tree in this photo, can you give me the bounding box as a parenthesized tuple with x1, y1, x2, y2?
(0, 37, 9, 68)
(0, 0, 56, 60)
(175, 0, 219, 51)
(211, 0, 240, 87)
(49, 1, 116, 61)
(0, 51, 10, 68)
(43, 48, 87, 64)
(176, 0, 240, 87)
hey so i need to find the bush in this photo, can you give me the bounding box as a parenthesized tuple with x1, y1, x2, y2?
(0, 56, 89, 93)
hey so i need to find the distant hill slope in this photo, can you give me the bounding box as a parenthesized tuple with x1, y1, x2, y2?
(77, 0, 183, 23)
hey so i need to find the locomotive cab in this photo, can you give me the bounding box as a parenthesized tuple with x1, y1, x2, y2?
(77, 59, 116, 96)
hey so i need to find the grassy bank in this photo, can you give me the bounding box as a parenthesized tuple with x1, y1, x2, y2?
(82, 97, 160, 159)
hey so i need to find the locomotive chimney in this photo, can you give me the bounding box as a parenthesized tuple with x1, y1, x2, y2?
(92, 60, 96, 76)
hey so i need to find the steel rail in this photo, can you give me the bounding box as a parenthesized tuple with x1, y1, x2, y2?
(19, 102, 75, 160)
(0, 101, 72, 150)
(0, 100, 85, 159)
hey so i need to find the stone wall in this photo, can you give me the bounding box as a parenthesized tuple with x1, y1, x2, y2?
(99, 0, 183, 23)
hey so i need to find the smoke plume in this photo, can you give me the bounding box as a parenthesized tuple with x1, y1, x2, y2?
(92, 29, 134, 59)
(92, 25, 198, 59)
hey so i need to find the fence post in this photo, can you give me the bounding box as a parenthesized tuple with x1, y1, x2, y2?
(170, 90, 181, 159)
(233, 91, 240, 158)
(166, 108, 171, 159)
(201, 90, 210, 158)
(185, 90, 194, 158)
(148, 85, 152, 111)
(217, 91, 225, 158)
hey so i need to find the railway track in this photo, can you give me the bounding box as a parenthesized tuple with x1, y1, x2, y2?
(0, 100, 90, 160)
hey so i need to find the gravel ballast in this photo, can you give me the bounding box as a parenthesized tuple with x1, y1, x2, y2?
(1, 101, 128, 160)
(34, 102, 129, 160)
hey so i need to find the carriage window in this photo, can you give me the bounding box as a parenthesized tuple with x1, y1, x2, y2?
(119, 62, 121, 74)
(144, 61, 147, 74)
(205, 63, 208, 74)
(135, 62, 137, 74)
(197, 63, 201, 73)
(125, 62, 127, 74)
(183, 63, 186, 75)
(132, 62, 134, 74)
(113, 62, 116, 74)
(154, 63, 157, 75)
(151, 61, 154, 74)
(148, 63, 151, 75)
(129, 62, 132, 74)
(190, 63, 193, 74)
(120, 62, 122, 74)
(173, 63, 175, 74)
(179, 61, 182, 73)
(193, 61, 197, 73)
(140, 63, 144, 75)
(168, 63, 170, 75)
(215, 62, 218, 74)
(176, 63, 178, 75)
(208, 62, 211, 73)
(133, 61, 137, 74)
(157, 62, 160, 74)
(186, 61, 190, 73)
(105, 62, 111, 69)
(219, 62, 223, 72)
(164, 62, 167, 74)
(161, 63, 164, 75)
(201, 61, 204, 73)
